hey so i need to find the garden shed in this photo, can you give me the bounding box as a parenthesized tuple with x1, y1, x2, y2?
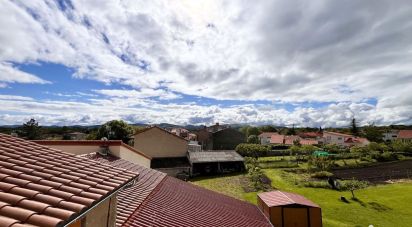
(188, 150, 244, 175)
(257, 190, 322, 227)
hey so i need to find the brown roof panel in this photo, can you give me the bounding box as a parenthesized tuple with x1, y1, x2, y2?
(258, 190, 319, 208)
(0, 133, 138, 226)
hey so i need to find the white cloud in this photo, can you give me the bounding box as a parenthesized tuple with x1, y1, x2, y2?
(0, 0, 412, 125)
(0, 62, 50, 85)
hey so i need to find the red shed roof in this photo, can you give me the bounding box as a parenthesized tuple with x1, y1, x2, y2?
(398, 130, 412, 139)
(0, 134, 138, 227)
(258, 190, 319, 208)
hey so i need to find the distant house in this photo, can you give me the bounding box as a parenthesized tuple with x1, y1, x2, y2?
(170, 127, 189, 137)
(298, 131, 322, 140)
(269, 134, 319, 146)
(134, 126, 188, 158)
(382, 130, 399, 142)
(195, 125, 246, 150)
(323, 131, 369, 147)
(397, 130, 412, 143)
(259, 132, 280, 145)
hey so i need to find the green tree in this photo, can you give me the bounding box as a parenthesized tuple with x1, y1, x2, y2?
(300, 145, 318, 154)
(363, 125, 383, 142)
(259, 125, 277, 132)
(343, 179, 368, 199)
(247, 135, 259, 144)
(19, 118, 42, 140)
(247, 127, 260, 136)
(235, 143, 270, 157)
(96, 120, 134, 143)
(351, 118, 359, 136)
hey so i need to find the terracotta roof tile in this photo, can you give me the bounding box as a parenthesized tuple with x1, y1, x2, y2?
(0, 133, 138, 226)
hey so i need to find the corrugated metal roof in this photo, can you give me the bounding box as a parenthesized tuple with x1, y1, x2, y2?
(188, 151, 244, 164)
(124, 176, 272, 227)
(258, 190, 319, 208)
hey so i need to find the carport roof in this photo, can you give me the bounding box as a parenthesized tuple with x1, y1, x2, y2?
(188, 151, 244, 164)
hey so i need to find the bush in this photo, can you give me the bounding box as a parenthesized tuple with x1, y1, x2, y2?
(244, 157, 270, 190)
(236, 143, 270, 157)
(311, 171, 333, 179)
(301, 181, 331, 188)
(369, 151, 400, 162)
(308, 156, 334, 171)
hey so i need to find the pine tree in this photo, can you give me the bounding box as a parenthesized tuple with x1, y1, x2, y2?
(351, 118, 359, 136)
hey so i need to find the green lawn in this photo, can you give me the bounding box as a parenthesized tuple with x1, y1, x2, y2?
(190, 169, 412, 227)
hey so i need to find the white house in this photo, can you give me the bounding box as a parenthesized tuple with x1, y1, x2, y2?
(323, 131, 369, 147)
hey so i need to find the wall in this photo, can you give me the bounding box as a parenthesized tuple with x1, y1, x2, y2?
(43, 144, 101, 155)
(134, 127, 188, 158)
(212, 128, 246, 150)
(82, 194, 117, 227)
(110, 145, 151, 168)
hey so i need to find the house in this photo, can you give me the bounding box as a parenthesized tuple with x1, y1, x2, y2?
(323, 131, 369, 147)
(382, 130, 399, 142)
(259, 132, 280, 145)
(195, 126, 246, 150)
(0, 133, 138, 227)
(298, 132, 322, 140)
(188, 150, 245, 175)
(258, 190, 322, 227)
(34, 140, 151, 168)
(270, 134, 285, 144)
(270, 134, 319, 146)
(397, 130, 412, 143)
(133, 126, 188, 158)
(170, 127, 189, 137)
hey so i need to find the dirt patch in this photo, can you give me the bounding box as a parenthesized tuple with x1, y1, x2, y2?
(332, 160, 412, 183)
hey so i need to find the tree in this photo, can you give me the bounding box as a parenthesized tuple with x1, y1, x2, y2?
(363, 125, 383, 142)
(247, 135, 259, 144)
(343, 179, 368, 199)
(351, 118, 359, 136)
(247, 127, 260, 137)
(235, 143, 270, 157)
(259, 125, 277, 132)
(96, 120, 134, 143)
(19, 119, 42, 140)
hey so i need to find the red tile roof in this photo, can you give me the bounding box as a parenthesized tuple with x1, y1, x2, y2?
(270, 134, 285, 144)
(34, 140, 152, 160)
(124, 177, 272, 227)
(323, 131, 353, 137)
(258, 190, 319, 208)
(81, 153, 166, 227)
(258, 132, 279, 138)
(284, 136, 300, 145)
(398, 130, 412, 139)
(0, 134, 138, 227)
(83, 153, 271, 227)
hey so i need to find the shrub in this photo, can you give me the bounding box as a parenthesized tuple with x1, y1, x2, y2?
(369, 151, 400, 162)
(311, 171, 333, 179)
(340, 179, 368, 198)
(308, 156, 334, 171)
(236, 143, 270, 157)
(301, 181, 331, 189)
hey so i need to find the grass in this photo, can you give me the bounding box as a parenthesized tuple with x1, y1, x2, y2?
(190, 168, 412, 227)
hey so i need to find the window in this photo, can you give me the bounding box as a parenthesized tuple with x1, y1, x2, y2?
(338, 137, 342, 140)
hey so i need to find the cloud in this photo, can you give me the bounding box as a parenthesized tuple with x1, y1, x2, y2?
(0, 62, 50, 86)
(0, 0, 412, 125)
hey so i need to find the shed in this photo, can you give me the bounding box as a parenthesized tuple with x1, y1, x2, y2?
(188, 150, 245, 175)
(257, 190, 322, 227)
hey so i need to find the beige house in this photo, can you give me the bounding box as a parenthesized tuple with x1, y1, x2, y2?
(323, 131, 369, 147)
(134, 126, 189, 158)
(34, 140, 151, 168)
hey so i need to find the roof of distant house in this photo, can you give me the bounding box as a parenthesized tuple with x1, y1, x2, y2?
(270, 134, 285, 144)
(258, 132, 279, 138)
(83, 153, 271, 227)
(134, 126, 189, 141)
(0, 133, 138, 227)
(34, 140, 152, 160)
(188, 150, 244, 164)
(298, 132, 322, 138)
(398, 130, 412, 139)
(258, 190, 320, 208)
(323, 131, 353, 137)
(284, 135, 300, 145)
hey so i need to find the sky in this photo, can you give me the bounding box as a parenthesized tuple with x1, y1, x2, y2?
(0, 0, 412, 127)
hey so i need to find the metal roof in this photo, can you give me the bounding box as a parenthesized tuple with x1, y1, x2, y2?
(258, 190, 320, 208)
(188, 151, 244, 164)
